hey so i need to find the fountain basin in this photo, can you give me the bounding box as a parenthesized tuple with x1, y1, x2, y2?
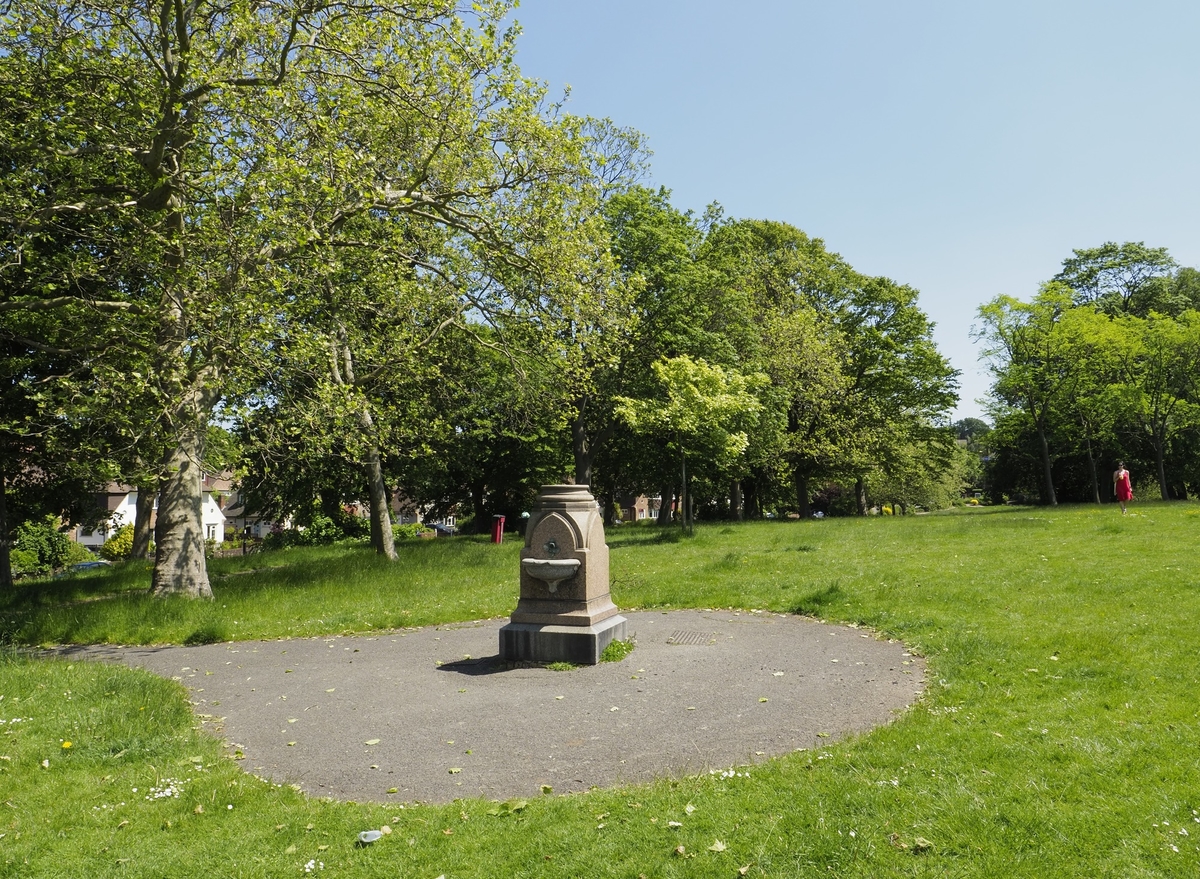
(520, 557, 580, 592)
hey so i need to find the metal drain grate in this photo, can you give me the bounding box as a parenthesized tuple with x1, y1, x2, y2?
(666, 630, 717, 646)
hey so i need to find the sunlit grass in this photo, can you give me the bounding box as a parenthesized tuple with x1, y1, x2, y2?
(3, 502, 1199, 877)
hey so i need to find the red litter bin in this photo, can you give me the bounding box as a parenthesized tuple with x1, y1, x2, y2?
(491, 514, 506, 543)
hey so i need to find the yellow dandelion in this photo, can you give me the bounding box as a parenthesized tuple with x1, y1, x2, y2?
(62, 741, 72, 749)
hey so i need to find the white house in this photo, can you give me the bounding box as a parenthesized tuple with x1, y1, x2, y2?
(74, 478, 229, 548)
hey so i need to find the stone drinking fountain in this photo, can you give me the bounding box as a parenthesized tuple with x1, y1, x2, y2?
(499, 484, 627, 664)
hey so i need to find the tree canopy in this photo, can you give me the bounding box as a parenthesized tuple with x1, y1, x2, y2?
(2, 3, 965, 590)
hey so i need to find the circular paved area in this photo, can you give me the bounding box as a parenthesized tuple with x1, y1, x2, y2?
(66, 610, 925, 804)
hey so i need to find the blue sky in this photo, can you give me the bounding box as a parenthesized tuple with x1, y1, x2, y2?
(504, 1, 1200, 421)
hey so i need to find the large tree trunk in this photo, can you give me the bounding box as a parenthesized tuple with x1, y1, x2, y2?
(744, 476, 761, 520)
(794, 471, 811, 518)
(1155, 439, 1170, 501)
(1081, 420, 1100, 505)
(855, 477, 868, 516)
(363, 438, 396, 559)
(331, 327, 396, 557)
(1035, 420, 1057, 506)
(601, 487, 616, 526)
(570, 399, 616, 487)
(0, 467, 12, 590)
(729, 479, 743, 521)
(131, 482, 156, 559)
(658, 483, 675, 525)
(151, 414, 213, 599)
(471, 481, 488, 533)
(571, 406, 596, 486)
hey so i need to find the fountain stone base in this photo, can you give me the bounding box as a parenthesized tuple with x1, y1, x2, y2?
(499, 485, 626, 665)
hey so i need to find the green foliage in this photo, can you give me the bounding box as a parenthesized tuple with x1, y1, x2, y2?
(599, 637, 635, 663)
(10, 516, 72, 577)
(99, 524, 135, 562)
(390, 522, 418, 540)
(979, 243, 1200, 503)
(1054, 240, 1179, 316)
(261, 511, 369, 550)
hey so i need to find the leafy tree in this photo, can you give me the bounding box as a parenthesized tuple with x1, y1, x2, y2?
(616, 356, 764, 532)
(975, 284, 1089, 505)
(697, 218, 853, 518)
(1109, 311, 1200, 499)
(831, 275, 959, 514)
(2, 0, 600, 597)
(1053, 242, 1178, 316)
(953, 418, 991, 443)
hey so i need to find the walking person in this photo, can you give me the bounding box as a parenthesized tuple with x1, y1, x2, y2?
(1113, 462, 1133, 514)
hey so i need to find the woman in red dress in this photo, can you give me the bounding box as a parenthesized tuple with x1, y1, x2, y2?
(1113, 462, 1133, 514)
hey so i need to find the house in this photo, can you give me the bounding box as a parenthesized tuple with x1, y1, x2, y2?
(73, 475, 230, 547)
(618, 494, 660, 523)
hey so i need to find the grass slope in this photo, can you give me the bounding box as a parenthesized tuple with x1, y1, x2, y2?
(1, 503, 1198, 877)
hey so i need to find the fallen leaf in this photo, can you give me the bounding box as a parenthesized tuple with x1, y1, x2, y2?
(442, 828, 453, 835)
(759, 697, 768, 703)
(739, 866, 752, 876)
(540, 785, 553, 794)
(817, 732, 830, 738)
(673, 845, 686, 857)
(708, 840, 727, 852)
(668, 821, 683, 828)
(287, 741, 297, 747)
(912, 836, 933, 853)
(685, 803, 695, 814)
(364, 739, 381, 746)
(448, 767, 461, 774)
(487, 799, 528, 816)
(387, 788, 399, 794)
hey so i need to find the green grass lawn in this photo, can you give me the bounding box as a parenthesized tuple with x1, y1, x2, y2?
(2, 503, 1198, 877)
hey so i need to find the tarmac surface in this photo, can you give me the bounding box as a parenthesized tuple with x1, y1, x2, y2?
(64, 609, 926, 805)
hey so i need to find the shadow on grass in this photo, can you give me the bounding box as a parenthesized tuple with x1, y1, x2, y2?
(790, 583, 844, 617)
(607, 527, 690, 549)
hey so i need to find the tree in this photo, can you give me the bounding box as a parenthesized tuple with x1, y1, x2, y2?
(616, 356, 763, 532)
(1054, 242, 1178, 317)
(830, 275, 959, 514)
(696, 218, 853, 518)
(975, 285, 1084, 505)
(1109, 311, 1200, 500)
(2, 0, 598, 597)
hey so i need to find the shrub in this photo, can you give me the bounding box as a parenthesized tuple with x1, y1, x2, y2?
(394, 522, 434, 540)
(99, 524, 135, 561)
(11, 516, 73, 576)
(262, 510, 371, 550)
(63, 541, 98, 565)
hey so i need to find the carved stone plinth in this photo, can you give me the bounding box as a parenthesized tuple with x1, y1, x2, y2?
(499, 485, 626, 664)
